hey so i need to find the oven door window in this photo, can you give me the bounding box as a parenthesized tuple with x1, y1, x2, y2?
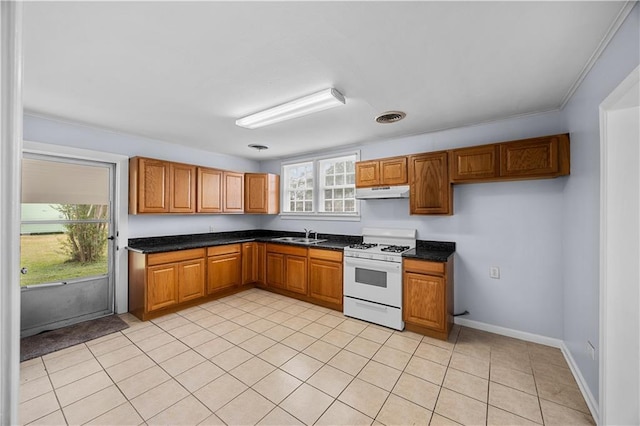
(355, 267, 387, 288)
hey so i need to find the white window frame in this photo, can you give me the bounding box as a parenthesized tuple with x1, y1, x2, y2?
(281, 150, 360, 221)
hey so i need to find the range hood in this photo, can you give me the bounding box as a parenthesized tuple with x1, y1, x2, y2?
(355, 185, 410, 200)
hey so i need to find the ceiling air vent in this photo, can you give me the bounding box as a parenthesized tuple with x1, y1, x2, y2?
(375, 111, 406, 124)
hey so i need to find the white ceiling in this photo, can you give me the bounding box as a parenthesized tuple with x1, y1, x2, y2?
(23, 1, 631, 160)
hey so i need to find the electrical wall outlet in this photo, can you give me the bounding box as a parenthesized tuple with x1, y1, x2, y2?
(490, 266, 500, 279)
(587, 341, 596, 360)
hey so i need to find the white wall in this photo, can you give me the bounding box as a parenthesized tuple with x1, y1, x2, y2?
(261, 110, 569, 339)
(561, 3, 640, 406)
(23, 114, 262, 237)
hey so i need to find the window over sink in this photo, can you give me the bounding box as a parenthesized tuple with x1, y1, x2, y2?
(282, 152, 360, 220)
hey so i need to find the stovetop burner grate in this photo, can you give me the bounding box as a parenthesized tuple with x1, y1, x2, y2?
(347, 243, 378, 250)
(380, 245, 410, 253)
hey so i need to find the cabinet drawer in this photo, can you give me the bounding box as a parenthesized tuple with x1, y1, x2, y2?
(266, 243, 307, 257)
(403, 258, 445, 275)
(148, 248, 205, 266)
(207, 244, 241, 256)
(308, 248, 342, 262)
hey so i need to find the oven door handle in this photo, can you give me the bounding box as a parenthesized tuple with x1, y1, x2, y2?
(355, 301, 388, 312)
(344, 257, 401, 272)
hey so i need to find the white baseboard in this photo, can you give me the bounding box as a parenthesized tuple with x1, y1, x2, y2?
(454, 317, 600, 424)
(454, 317, 563, 348)
(560, 342, 600, 424)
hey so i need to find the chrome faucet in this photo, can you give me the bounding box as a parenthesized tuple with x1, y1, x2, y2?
(304, 228, 313, 238)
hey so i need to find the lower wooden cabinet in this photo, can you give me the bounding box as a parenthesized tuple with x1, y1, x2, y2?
(256, 242, 266, 286)
(266, 244, 307, 295)
(242, 242, 257, 285)
(178, 258, 206, 303)
(129, 248, 206, 319)
(403, 257, 454, 340)
(207, 244, 242, 294)
(129, 242, 344, 321)
(308, 248, 343, 309)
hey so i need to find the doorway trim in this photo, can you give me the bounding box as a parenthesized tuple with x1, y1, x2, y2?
(599, 65, 640, 425)
(23, 141, 129, 315)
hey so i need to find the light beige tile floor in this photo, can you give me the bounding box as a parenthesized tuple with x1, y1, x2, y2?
(19, 289, 595, 425)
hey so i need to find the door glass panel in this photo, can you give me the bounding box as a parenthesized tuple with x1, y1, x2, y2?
(21, 157, 111, 287)
(355, 267, 387, 288)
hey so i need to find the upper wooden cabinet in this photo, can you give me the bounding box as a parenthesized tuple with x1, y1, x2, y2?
(197, 167, 223, 213)
(449, 145, 499, 183)
(245, 173, 280, 214)
(223, 172, 244, 213)
(409, 152, 452, 215)
(356, 156, 408, 188)
(130, 157, 170, 214)
(450, 134, 570, 183)
(500, 134, 569, 178)
(130, 157, 196, 214)
(169, 162, 197, 213)
(197, 168, 247, 214)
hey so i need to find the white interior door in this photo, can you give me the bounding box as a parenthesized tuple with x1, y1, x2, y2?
(20, 154, 116, 337)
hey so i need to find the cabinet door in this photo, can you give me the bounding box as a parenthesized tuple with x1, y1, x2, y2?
(197, 167, 222, 213)
(147, 263, 178, 311)
(285, 255, 308, 295)
(409, 152, 452, 215)
(355, 161, 380, 187)
(207, 253, 241, 294)
(403, 272, 445, 331)
(500, 137, 559, 178)
(266, 252, 285, 289)
(308, 258, 342, 305)
(256, 243, 266, 286)
(170, 163, 196, 213)
(450, 145, 498, 182)
(380, 157, 408, 186)
(223, 172, 244, 213)
(178, 258, 205, 302)
(137, 158, 170, 213)
(242, 242, 257, 285)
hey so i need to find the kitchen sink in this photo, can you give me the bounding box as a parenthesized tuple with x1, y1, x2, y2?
(271, 236, 327, 244)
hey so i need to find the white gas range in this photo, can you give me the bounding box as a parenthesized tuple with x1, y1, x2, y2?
(343, 228, 416, 330)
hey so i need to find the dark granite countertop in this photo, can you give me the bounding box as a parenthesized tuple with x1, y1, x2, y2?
(127, 230, 360, 254)
(401, 240, 456, 262)
(127, 230, 456, 260)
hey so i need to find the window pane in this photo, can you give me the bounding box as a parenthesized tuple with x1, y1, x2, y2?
(304, 201, 312, 211)
(336, 174, 344, 185)
(325, 176, 334, 186)
(335, 200, 344, 211)
(336, 162, 345, 173)
(335, 188, 343, 198)
(345, 188, 354, 198)
(324, 189, 332, 199)
(345, 200, 355, 211)
(346, 161, 355, 173)
(324, 201, 333, 212)
(347, 174, 355, 184)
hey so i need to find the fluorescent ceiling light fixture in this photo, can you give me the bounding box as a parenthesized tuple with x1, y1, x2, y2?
(236, 88, 345, 129)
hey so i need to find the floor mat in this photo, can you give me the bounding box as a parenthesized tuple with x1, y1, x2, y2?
(20, 315, 129, 362)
